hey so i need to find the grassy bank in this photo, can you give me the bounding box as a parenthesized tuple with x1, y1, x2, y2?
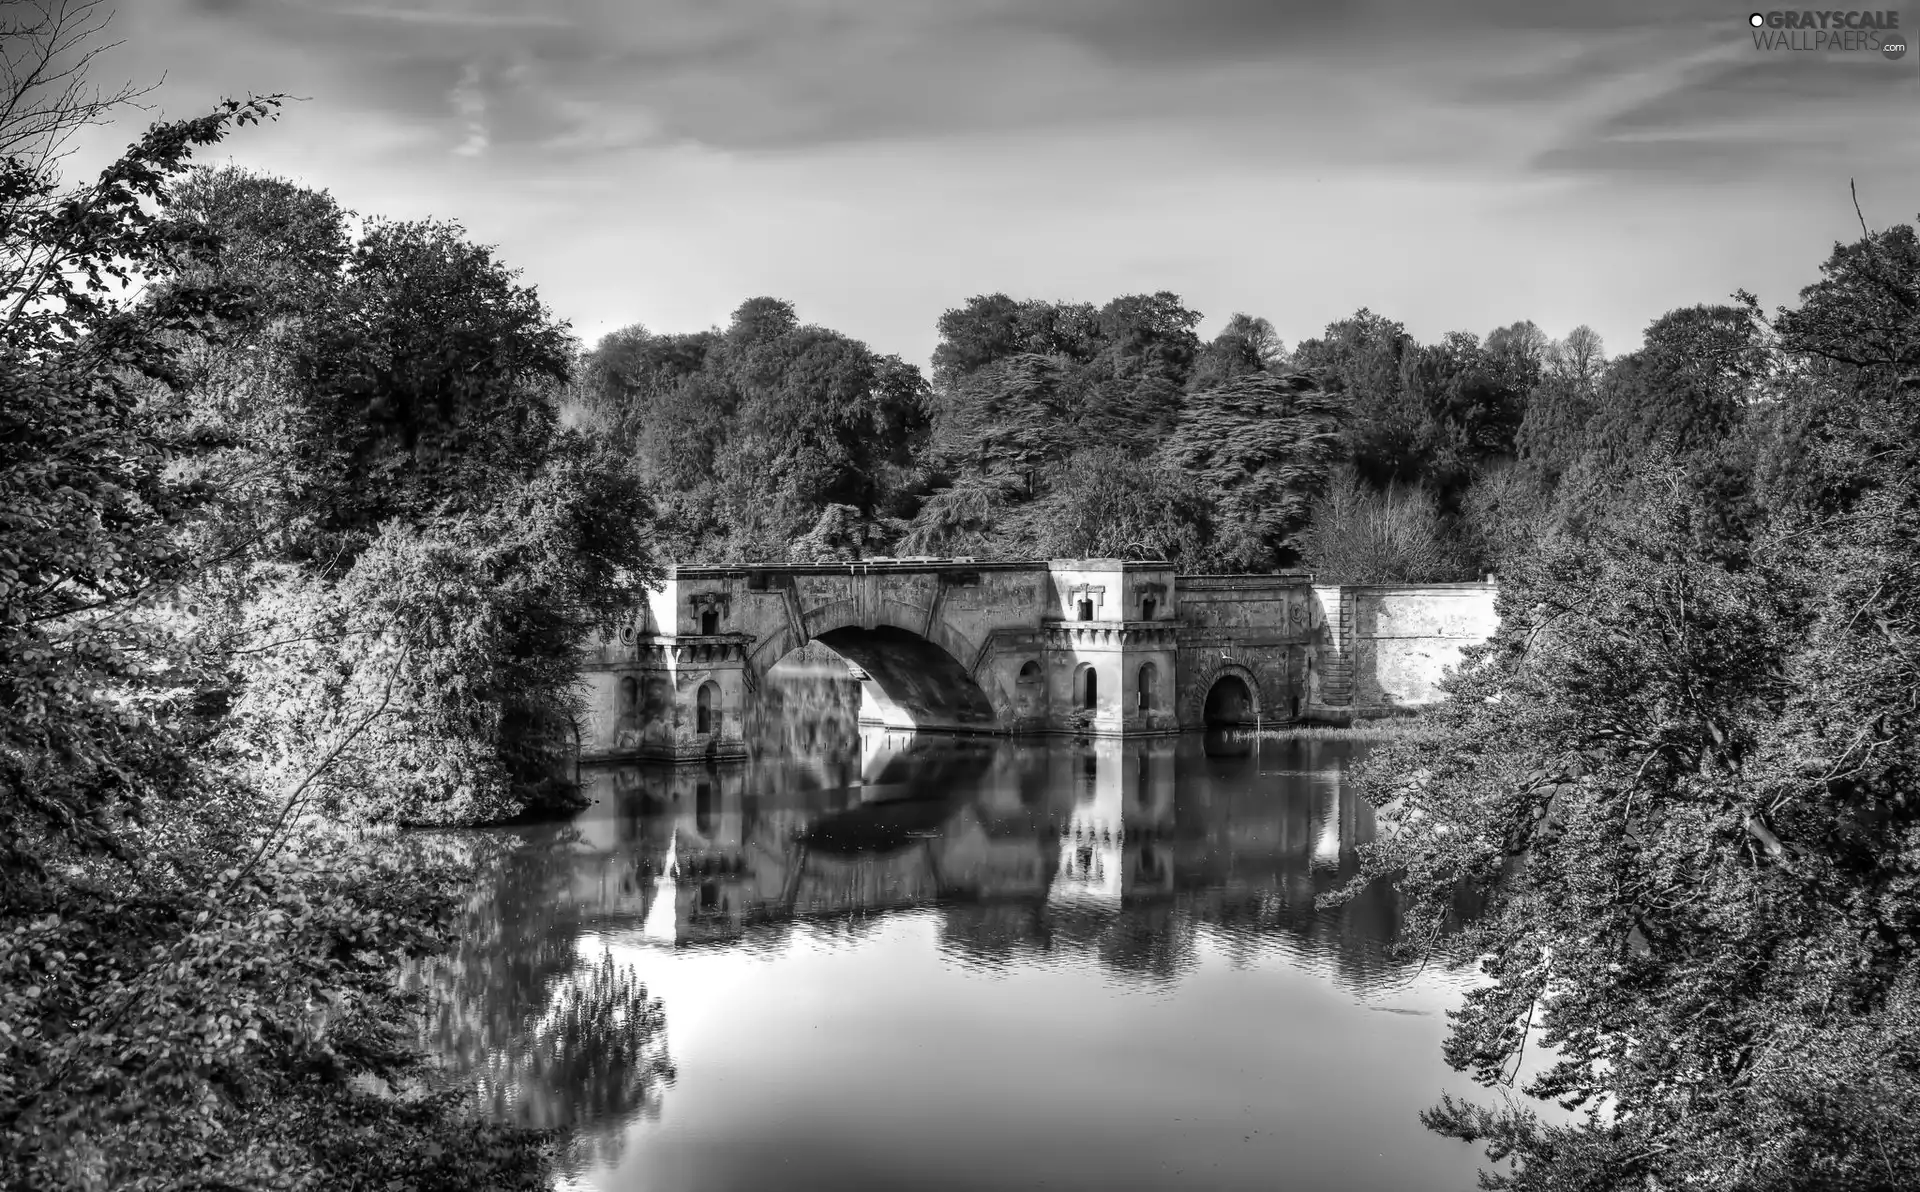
(1216, 716, 1423, 741)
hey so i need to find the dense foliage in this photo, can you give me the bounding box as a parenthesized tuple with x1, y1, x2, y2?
(578, 283, 1614, 577)
(0, 8, 656, 1184)
(1331, 220, 1920, 1190)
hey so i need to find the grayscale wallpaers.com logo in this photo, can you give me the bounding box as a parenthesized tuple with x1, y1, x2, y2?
(1749, 10, 1907, 57)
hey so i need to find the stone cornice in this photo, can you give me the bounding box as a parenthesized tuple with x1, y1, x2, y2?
(1042, 621, 1180, 648)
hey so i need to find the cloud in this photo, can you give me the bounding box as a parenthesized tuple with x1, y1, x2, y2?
(327, 4, 571, 27)
(449, 60, 489, 156)
(94, 0, 1920, 374)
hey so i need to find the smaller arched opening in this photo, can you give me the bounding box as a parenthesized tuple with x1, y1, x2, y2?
(1015, 659, 1046, 717)
(1141, 597, 1157, 621)
(1080, 665, 1099, 711)
(700, 608, 719, 635)
(1136, 661, 1159, 712)
(1203, 673, 1255, 727)
(695, 681, 718, 735)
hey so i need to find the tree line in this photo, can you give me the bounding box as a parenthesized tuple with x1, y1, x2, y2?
(573, 264, 1786, 590)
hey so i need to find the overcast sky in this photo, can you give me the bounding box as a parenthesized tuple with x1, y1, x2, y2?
(95, 0, 1920, 366)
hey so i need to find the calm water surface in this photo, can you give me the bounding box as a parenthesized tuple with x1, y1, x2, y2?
(419, 672, 1489, 1192)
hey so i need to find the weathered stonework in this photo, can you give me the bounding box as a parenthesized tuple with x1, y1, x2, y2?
(576, 559, 1499, 762)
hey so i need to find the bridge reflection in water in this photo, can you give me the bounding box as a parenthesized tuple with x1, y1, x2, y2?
(564, 726, 1378, 963)
(416, 666, 1485, 1192)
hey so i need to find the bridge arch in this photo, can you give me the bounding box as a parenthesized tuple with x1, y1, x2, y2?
(1184, 659, 1269, 727)
(747, 602, 1016, 734)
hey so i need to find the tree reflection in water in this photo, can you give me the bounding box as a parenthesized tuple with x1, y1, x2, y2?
(408, 836, 676, 1176)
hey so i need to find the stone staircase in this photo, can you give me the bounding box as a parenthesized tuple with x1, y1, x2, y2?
(1316, 588, 1356, 707)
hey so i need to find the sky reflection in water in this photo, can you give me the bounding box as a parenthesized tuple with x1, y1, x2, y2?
(423, 675, 1492, 1192)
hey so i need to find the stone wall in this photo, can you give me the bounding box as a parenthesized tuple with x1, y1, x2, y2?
(1347, 583, 1500, 711)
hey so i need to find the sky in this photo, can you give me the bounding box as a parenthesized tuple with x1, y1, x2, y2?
(85, 0, 1920, 367)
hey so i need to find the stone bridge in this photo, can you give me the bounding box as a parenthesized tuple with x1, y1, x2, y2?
(578, 558, 1498, 762)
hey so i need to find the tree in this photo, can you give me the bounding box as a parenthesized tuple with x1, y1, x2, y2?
(1300, 466, 1473, 583)
(932, 351, 1076, 497)
(1028, 447, 1214, 563)
(897, 471, 1027, 558)
(1163, 371, 1346, 570)
(1515, 327, 1607, 495)
(929, 292, 1099, 391)
(1295, 309, 1425, 487)
(1072, 291, 1202, 450)
(283, 218, 576, 561)
(1331, 222, 1920, 1191)
(574, 322, 720, 452)
(1189, 312, 1286, 390)
(575, 299, 932, 563)
(1584, 301, 1769, 467)
(1400, 329, 1529, 495)
(0, 13, 566, 1182)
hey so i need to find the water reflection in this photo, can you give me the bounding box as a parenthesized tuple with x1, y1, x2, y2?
(407, 836, 677, 1175)
(553, 731, 1390, 976)
(421, 668, 1470, 1190)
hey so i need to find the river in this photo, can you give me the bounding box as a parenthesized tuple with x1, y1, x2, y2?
(414, 668, 1491, 1191)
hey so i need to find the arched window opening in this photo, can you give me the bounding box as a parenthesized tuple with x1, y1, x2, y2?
(696, 682, 716, 734)
(700, 608, 719, 635)
(1082, 666, 1098, 711)
(1077, 598, 1094, 621)
(1141, 597, 1157, 621)
(1019, 659, 1042, 680)
(1137, 662, 1159, 712)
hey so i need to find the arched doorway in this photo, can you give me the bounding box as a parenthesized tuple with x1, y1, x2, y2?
(695, 682, 717, 734)
(1203, 674, 1255, 726)
(1136, 662, 1159, 712)
(1080, 665, 1099, 712)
